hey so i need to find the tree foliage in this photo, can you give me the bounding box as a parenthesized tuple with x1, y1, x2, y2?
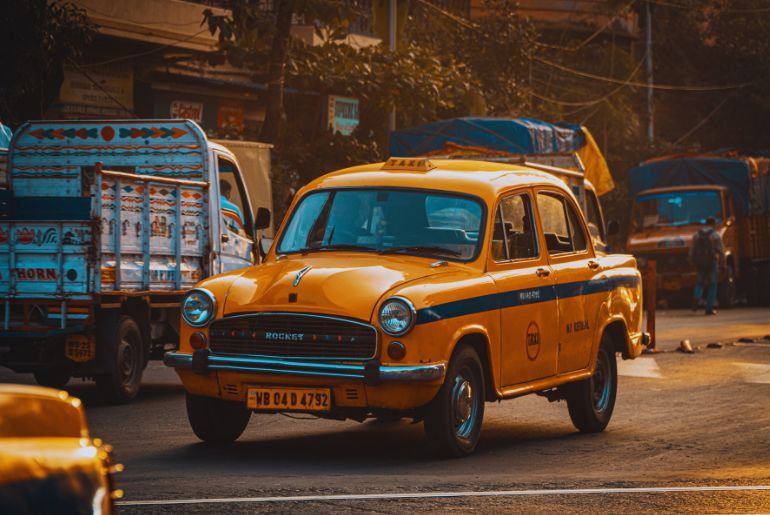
(0, 0, 95, 125)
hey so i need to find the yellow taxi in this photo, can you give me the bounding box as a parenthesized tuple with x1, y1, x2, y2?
(0, 384, 122, 513)
(165, 158, 646, 457)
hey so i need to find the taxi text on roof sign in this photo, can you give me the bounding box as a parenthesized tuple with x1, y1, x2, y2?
(381, 157, 436, 172)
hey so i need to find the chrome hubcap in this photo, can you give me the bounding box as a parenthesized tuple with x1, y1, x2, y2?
(592, 350, 611, 412)
(118, 337, 137, 385)
(452, 373, 476, 439)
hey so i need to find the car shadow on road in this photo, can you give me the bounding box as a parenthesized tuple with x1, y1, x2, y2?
(155, 418, 587, 471)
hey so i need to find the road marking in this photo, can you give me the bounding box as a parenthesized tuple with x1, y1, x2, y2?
(734, 362, 770, 384)
(617, 357, 662, 379)
(117, 485, 770, 506)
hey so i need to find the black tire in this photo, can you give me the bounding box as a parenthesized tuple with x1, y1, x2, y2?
(94, 315, 144, 405)
(186, 393, 251, 443)
(33, 366, 70, 389)
(718, 264, 736, 309)
(565, 333, 617, 433)
(423, 345, 485, 458)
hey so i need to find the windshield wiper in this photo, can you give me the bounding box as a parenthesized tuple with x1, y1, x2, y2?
(298, 243, 376, 254)
(380, 245, 462, 257)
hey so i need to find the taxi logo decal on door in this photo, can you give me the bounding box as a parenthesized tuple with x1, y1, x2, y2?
(526, 322, 541, 361)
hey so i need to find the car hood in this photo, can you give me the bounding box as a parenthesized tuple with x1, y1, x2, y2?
(222, 253, 454, 322)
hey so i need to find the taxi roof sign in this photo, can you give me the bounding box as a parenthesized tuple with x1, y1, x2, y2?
(381, 157, 436, 172)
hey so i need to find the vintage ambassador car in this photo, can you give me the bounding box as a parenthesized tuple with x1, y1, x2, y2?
(0, 384, 122, 513)
(165, 158, 646, 457)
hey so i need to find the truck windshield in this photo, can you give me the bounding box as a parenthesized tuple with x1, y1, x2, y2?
(277, 188, 485, 261)
(634, 190, 722, 229)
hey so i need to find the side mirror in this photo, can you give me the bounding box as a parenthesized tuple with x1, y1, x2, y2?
(258, 236, 273, 259)
(254, 207, 271, 230)
(606, 219, 620, 237)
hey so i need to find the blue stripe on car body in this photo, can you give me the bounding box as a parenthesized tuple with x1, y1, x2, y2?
(415, 274, 640, 325)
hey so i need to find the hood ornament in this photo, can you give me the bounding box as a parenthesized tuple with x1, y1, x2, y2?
(294, 265, 312, 287)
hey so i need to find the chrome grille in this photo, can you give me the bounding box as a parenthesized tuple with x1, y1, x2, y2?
(208, 313, 377, 360)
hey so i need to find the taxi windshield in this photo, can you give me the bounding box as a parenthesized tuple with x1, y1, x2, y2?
(277, 188, 485, 261)
(634, 190, 722, 229)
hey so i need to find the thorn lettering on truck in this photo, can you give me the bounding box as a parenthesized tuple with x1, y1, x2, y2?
(16, 268, 57, 281)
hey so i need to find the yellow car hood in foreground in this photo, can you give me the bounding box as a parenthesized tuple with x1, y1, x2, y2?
(0, 439, 109, 514)
(223, 253, 454, 321)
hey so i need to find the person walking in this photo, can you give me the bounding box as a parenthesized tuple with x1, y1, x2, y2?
(690, 216, 725, 315)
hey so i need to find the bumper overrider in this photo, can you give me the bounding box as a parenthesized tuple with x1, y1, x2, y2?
(164, 350, 446, 386)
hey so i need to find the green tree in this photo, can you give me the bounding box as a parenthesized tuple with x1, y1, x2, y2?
(0, 0, 95, 126)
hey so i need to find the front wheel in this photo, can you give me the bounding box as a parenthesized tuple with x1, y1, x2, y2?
(423, 345, 485, 458)
(94, 315, 144, 405)
(565, 334, 617, 433)
(186, 393, 251, 443)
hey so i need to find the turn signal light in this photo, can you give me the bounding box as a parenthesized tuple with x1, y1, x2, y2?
(387, 341, 407, 361)
(190, 331, 207, 350)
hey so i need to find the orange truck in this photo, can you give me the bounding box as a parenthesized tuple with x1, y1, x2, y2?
(627, 154, 770, 307)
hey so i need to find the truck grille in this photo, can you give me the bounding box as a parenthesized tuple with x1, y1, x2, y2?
(208, 313, 377, 360)
(639, 252, 690, 273)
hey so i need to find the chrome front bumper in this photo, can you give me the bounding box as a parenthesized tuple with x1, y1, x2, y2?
(164, 351, 446, 385)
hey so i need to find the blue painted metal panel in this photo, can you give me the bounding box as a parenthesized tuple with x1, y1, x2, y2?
(2, 120, 212, 303)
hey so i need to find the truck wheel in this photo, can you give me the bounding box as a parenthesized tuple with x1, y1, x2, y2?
(33, 367, 70, 389)
(95, 315, 144, 405)
(423, 345, 485, 458)
(718, 264, 736, 309)
(186, 393, 251, 443)
(565, 333, 617, 433)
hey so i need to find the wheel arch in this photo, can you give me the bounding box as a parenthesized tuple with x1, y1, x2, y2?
(453, 331, 498, 402)
(600, 318, 631, 359)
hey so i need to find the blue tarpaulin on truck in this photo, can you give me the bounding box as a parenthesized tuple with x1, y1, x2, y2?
(389, 117, 586, 157)
(627, 157, 768, 216)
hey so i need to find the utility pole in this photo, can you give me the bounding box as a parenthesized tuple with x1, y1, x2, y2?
(388, 0, 397, 137)
(645, 0, 654, 144)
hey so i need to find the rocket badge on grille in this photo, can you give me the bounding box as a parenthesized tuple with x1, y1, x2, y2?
(294, 265, 312, 287)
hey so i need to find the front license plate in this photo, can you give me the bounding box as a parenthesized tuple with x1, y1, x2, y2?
(65, 334, 96, 362)
(247, 387, 331, 412)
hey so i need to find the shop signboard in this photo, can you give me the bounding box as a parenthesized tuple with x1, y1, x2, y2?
(170, 100, 204, 122)
(327, 96, 359, 136)
(59, 64, 134, 114)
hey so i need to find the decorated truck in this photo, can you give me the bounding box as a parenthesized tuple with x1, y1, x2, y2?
(627, 154, 770, 306)
(0, 120, 270, 403)
(389, 117, 619, 252)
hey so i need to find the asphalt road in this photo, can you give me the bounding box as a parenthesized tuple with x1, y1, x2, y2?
(3, 307, 770, 513)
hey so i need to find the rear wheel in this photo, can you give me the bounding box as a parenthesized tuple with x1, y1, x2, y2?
(423, 345, 485, 458)
(186, 393, 251, 443)
(565, 333, 617, 433)
(33, 366, 70, 389)
(95, 315, 144, 404)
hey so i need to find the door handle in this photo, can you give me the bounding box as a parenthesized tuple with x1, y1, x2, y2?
(588, 260, 600, 270)
(221, 234, 230, 243)
(536, 268, 550, 278)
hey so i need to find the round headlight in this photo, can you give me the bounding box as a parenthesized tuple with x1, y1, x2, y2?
(182, 289, 216, 327)
(379, 297, 416, 336)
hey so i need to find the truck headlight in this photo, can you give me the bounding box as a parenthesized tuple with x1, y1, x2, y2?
(379, 297, 416, 336)
(182, 289, 216, 327)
